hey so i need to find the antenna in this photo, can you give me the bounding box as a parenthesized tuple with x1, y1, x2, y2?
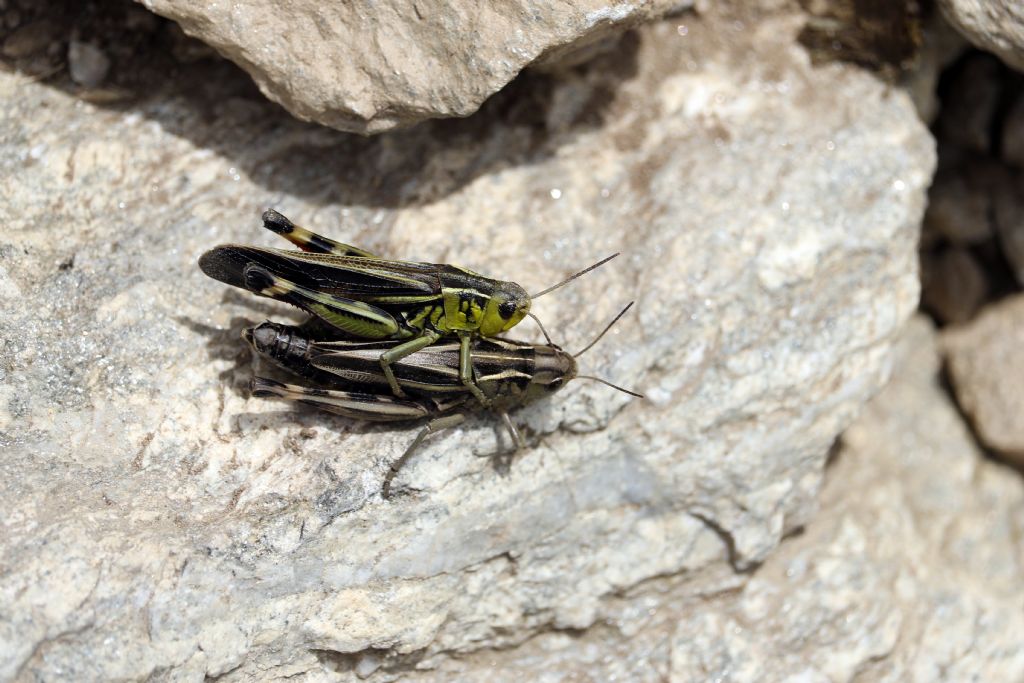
(530, 253, 619, 300)
(570, 301, 644, 398)
(527, 312, 554, 346)
(576, 376, 644, 398)
(573, 301, 634, 358)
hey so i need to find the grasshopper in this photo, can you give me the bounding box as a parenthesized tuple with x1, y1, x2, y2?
(199, 210, 617, 407)
(243, 304, 641, 498)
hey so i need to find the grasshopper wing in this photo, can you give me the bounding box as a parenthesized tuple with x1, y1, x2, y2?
(198, 245, 439, 298)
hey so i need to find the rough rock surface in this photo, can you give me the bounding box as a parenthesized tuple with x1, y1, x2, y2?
(136, 0, 692, 134)
(939, 0, 1024, 72)
(920, 246, 988, 324)
(668, 318, 1024, 682)
(0, 8, 933, 683)
(310, 319, 1024, 681)
(922, 159, 1000, 246)
(942, 295, 1024, 462)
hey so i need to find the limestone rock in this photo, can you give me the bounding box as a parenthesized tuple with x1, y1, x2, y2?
(355, 318, 1024, 681)
(922, 159, 1001, 246)
(669, 317, 1024, 682)
(939, 0, 1024, 72)
(920, 246, 988, 324)
(900, 11, 967, 123)
(942, 295, 1024, 462)
(135, 0, 691, 134)
(0, 6, 933, 682)
(68, 40, 111, 88)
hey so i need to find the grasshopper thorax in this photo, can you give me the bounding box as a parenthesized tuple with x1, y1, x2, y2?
(478, 281, 531, 337)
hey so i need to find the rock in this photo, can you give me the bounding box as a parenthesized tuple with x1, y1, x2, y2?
(135, 0, 692, 134)
(68, 40, 112, 87)
(939, 0, 1024, 72)
(922, 158, 1003, 245)
(942, 295, 1024, 463)
(346, 318, 1024, 681)
(0, 6, 934, 682)
(1, 18, 58, 58)
(900, 11, 967, 123)
(994, 171, 1024, 285)
(920, 246, 988, 324)
(669, 317, 1024, 682)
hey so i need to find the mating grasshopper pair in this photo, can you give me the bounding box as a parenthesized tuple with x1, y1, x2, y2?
(200, 209, 615, 407)
(244, 312, 638, 497)
(200, 211, 639, 496)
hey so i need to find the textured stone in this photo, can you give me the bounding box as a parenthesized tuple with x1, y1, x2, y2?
(942, 295, 1024, 463)
(354, 319, 1024, 681)
(901, 11, 967, 123)
(135, 0, 691, 134)
(0, 18, 57, 58)
(669, 317, 1024, 682)
(922, 158, 1002, 246)
(920, 246, 988, 324)
(0, 5, 933, 682)
(67, 40, 111, 87)
(939, 0, 1024, 72)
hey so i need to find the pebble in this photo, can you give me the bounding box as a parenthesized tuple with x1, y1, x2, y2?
(942, 294, 1024, 464)
(68, 40, 111, 88)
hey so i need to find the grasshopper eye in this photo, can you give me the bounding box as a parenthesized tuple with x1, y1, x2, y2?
(498, 300, 518, 320)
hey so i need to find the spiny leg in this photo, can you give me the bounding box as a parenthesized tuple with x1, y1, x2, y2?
(383, 413, 467, 499)
(458, 332, 491, 407)
(378, 329, 442, 398)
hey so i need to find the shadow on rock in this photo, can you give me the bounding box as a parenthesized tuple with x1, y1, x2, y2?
(9, 0, 641, 212)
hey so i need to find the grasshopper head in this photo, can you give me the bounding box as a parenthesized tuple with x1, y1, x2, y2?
(479, 282, 531, 336)
(526, 344, 578, 400)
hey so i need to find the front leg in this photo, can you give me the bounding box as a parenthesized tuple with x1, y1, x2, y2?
(458, 332, 491, 407)
(378, 329, 443, 398)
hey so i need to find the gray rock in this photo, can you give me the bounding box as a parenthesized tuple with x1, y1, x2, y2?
(920, 246, 988, 324)
(900, 11, 967, 124)
(0, 8, 933, 682)
(135, 0, 692, 134)
(942, 295, 1024, 463)
(670, 317, 1024, 682)
(922, 158, 1003, 246)
(939, 0, 1024, 72)
(68, 40, 112, 88)
(335, 318, 1024, 681)
(1, 18, 58, 58)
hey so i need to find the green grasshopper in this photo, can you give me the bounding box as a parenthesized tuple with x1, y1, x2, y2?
(198, 210, 617, 407)
(243, 304, 640, 498)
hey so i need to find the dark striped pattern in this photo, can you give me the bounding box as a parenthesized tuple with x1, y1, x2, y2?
(244, 322, 577, 411)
